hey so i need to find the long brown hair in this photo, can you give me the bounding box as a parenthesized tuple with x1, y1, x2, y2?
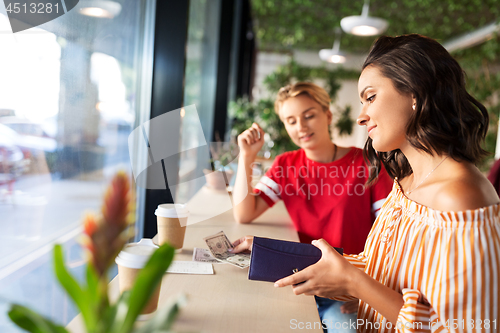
(362, 34, 489, 185)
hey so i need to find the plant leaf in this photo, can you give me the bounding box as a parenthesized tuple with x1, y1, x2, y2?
(53, 244, 96, 331)
(85, 264, 100, 307)
(105, 291, 131, 333)
(115, 243, 175, 333)
(133, 294, 187, 333)
(8, 304, 69, 333)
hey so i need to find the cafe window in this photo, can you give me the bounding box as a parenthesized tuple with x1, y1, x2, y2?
(175, 0, 221, 204)
(0, 0, 155, 330)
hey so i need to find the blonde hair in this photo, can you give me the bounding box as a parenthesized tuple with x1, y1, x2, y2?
(274, 82, 331, 117)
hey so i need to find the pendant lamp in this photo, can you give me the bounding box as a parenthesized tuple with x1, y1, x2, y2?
(319, 28, 347, 64)
(341, 0, 388, 36)
(79, 0, 122, 19)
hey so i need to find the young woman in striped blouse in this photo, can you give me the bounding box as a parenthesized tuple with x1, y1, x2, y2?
(236, 34, 500, 332)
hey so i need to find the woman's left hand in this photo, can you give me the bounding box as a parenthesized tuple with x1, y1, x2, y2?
(230, 235, 254, 253)
(274, 239, 357, 299)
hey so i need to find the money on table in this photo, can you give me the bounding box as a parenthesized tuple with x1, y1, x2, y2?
(193, 247, 219, 263)
(203, 231, 250, 269)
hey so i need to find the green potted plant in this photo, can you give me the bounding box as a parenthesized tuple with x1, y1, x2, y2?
(8, 171, 185, 333)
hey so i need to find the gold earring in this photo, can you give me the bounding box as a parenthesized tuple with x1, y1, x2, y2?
(412, 104, 416, 110)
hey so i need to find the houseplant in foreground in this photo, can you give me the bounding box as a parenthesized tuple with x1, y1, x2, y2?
(8, 171, 185, 333)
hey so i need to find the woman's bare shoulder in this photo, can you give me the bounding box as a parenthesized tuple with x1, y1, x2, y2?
(432, 166, 499, 212)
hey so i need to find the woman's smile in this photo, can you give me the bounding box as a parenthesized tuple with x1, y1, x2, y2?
(367, 126, 376, 137)
(300, 133, 314, 141)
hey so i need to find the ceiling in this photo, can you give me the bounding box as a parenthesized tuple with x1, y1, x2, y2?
(250, 0, 500, 54)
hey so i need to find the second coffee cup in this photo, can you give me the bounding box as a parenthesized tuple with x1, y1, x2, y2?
(115, 238, 161, 315)
(155, 204, 189, 251)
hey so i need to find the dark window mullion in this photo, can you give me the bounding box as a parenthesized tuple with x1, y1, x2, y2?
(143, 0, 190, 239)
(212, 0, 235, 142)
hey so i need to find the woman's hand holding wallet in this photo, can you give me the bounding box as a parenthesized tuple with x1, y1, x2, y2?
(232, 236, 348, 299)
(274, 238, 356, 299)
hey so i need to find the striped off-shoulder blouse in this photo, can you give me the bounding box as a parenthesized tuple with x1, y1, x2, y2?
(336, 179, 500, 333)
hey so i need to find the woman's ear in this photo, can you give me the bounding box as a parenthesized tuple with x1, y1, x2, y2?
(412, 96, 417, 111)
(326, 109, 333, 124)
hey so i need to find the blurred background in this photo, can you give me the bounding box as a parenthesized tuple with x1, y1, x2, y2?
(244, 0, 499, 167)
(0, 0, 498, 331)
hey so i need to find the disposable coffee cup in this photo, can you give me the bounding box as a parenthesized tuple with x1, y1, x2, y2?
(155, 204, 189, 252)
(115, 239, 161, 315)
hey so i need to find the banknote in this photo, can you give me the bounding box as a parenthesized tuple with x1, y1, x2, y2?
(203, 231, 233, 260)
(193, 247, 219, 263)
(203, 231, 250, 269)
(226, 255, 250, 268)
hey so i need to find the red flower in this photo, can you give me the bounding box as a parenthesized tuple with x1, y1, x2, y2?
(81, 171, 135, 277)
(83, 213, 98, 237)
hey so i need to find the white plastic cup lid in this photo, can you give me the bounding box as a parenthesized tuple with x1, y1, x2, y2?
(155, 203, 189, 218)
(115, 238, 159, 269)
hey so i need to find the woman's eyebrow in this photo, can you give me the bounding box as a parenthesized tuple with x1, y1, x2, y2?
(300, 107, 315, 114)
(359, 86, 372, 99)
(285, 107, 315, 120)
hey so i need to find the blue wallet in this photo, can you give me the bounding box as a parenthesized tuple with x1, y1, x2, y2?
(248, 237, 343, 282)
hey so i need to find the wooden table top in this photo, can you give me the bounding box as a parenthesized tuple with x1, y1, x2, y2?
(67, 186, 322, 332)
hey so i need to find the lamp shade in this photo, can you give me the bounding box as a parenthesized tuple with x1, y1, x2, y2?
(319, 49, 346, 63)
(341, 15, 388, 36)
(79, 0, 122, 18)
(319, 27, 347, 64)
(340, 0, 388, 36)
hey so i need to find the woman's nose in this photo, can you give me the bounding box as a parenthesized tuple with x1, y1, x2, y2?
(357, 107, 369, 126)
(298, 118, 307, 130)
